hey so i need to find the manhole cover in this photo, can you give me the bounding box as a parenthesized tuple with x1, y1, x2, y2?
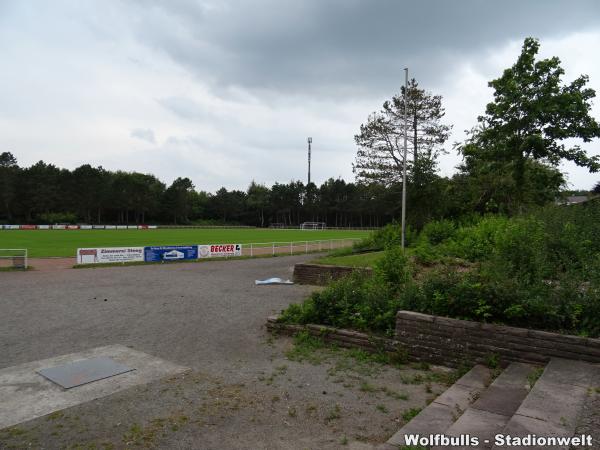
(37, 357, 134, 389)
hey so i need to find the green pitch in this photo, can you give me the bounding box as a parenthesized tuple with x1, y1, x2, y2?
(0, 228, 371, 258)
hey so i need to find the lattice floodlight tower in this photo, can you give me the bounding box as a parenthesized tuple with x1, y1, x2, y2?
(0, 249, 28, 269)
(301, 222, 326, 230)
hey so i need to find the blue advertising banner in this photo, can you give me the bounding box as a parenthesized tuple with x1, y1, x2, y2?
(144, 245, 198, 262)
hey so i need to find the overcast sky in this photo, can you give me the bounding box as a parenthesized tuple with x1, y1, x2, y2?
(1, 0, 600, 191)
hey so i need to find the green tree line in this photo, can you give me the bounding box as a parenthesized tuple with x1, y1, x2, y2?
(0, 153, 454, 227)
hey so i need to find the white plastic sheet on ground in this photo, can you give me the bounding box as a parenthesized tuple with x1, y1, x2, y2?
(255, 277, 294, 285)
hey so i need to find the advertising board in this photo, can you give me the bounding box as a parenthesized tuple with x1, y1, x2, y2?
(77, 247, 144, 265)
(144, 246, 198, 262)
(198, 244, 242, 258)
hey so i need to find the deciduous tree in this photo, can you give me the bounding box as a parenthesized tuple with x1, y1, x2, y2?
(458, 37, 600, 211)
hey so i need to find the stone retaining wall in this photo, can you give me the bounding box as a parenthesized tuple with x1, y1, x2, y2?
(293, 263, 372, 285)
(395, 310, 600, 367)
(266, 316, 405, 357)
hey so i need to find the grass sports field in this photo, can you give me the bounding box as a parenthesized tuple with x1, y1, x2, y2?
(0, 228, 371, 258)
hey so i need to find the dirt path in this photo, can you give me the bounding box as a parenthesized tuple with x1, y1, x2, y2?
(27, 257, 76, 271)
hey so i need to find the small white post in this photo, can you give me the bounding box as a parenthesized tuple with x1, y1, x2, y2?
(250, 243, 253, 257)
(305, 241, 308, 253)
(290, 242, 293, 255)
(272, 242, 275, 255)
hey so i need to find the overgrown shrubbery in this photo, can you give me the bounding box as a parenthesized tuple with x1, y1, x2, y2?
(281, 200, 600, 338)
(354, 222, 417, 252)
(280, 247, 412, 336)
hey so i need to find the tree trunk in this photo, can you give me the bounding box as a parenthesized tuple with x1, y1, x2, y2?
(413, 111, 418, 163)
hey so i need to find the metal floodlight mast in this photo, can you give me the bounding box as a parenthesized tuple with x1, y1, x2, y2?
(401, 68, 408, 251)
(307, 137, 312, 186)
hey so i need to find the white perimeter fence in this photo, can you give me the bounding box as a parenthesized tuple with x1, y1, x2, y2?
(0, 249, 28, 269)
(244, 238, 361, 257)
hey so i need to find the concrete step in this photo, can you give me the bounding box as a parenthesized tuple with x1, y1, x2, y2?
(491, 358, 598, 450)
(439, 362, 537, 449)
(387, 364, 493, 447)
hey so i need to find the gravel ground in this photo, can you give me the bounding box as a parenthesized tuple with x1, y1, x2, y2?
(0, 255, 452, 449)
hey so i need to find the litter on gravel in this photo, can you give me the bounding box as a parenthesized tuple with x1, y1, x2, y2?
(255, 277, 294, 285)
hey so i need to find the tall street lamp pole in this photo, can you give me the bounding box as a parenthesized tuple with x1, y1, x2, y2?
(401, 68, 408, 251)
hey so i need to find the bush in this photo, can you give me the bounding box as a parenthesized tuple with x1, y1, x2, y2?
(354, 223, 417, 251)
(374, 245, 412, 287)
(490, 216, 549, 284)
(420, 219, 456, 245)
(446, 215, 509, 261)
(280, 202, 600, 338)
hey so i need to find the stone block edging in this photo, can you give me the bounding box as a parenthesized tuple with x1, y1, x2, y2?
(292, 263, 372, 285)
(266, 315, 404, 356)
(396, 310, 600, 367)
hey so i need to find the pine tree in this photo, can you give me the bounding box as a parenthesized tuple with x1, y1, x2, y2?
(353, 79, 451, 185)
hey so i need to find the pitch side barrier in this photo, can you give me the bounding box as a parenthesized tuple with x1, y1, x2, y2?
(0, 225, 159, 230)
(1, 224, 380, 231)
(76, 238, 361, 265)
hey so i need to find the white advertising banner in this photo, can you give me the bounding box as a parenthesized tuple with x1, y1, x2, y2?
(77, 247, 145, 265)
(198, 244, 242, 259)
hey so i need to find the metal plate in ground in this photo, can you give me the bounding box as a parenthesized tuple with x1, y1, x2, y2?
(37, 356, 134, 389)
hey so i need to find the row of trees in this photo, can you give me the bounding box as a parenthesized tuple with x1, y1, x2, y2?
(1, 38, 599, 227)
(0, 153, 450, 227)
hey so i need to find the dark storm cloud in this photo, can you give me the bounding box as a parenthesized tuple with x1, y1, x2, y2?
(129, 0, 600, 99)
(2, 0, 599, 191)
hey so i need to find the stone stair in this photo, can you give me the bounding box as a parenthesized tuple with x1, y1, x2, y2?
(386, 364, 494, 447)
(491, 358, 597, 450)
(382, 358, 599, 450)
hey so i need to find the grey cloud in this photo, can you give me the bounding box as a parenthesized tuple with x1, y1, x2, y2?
(2, 1, 599, 192)
(128, 0, 600, 99)
(131, 128, 156, 143)
(158, 97, 211, 120)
